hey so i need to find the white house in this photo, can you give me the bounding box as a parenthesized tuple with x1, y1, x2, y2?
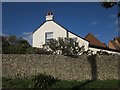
(33, 12, 89, 51)
(33, 12, 120, 55)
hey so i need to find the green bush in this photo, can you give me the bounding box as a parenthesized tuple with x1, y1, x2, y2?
(32, 73, 58, 88)
(97, 50, 110, 55)
(25, 47, 53, 54)
(2, 45, 27, 54)
(2, 35, 30, 54)
(45, 37, 85, 56)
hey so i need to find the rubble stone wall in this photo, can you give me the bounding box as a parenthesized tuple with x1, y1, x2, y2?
(2, 54, 119, 80)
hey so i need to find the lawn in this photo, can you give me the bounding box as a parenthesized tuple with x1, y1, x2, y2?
(2, 76, 119, 89)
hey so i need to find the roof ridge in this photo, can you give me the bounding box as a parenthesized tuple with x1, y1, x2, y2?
(53, 20, 89, 42)
(110, 41, 120, 50)
(85, 32, 105, 46)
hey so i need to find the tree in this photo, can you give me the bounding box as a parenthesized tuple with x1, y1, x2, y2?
(17, 38, 30, 48)
(2, 35, 31, 54)
(101, 2, 117, 9)
(2, 36, 10, 47)
(101, 1, 120, 37)
(100, 1, 119, 17)
(8, 35, 17, 45)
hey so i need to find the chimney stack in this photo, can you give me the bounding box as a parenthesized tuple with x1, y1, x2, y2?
(46, 12, 54, 21)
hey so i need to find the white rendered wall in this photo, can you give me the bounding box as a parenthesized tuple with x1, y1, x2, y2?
(68, 32, 89, 51)
(46, 15, 53, 21)
(33, 21, 67, 48)
(33, 21, 89, 50)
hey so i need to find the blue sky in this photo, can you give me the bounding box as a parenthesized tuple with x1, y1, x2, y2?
(2, 2, 118, 45)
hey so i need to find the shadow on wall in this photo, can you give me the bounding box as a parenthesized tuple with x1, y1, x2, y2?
(72, 55, 97, 89)
(88, 55, 97, 80)
(118, 55, 120, 87)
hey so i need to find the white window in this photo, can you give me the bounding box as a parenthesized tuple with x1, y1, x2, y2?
(45, 32, 53, 39)
(45, 32, 53, 43)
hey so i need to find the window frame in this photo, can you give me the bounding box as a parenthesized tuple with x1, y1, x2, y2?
(45, 32, 53, 43)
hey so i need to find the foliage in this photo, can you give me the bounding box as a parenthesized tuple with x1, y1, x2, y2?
(2, 76, 119, 88)
(45, 39, 59, 52)
(101, 2, 117, 9)
(45, 37, 85, 55)
(25, 47, 53, 54)
(3, 45, 27, 54)
(96, 50, 110, 55)
(32, 73, 59, 88)
(100, 1, 119, 17)
(83, 49, 94, 55)
(7, 35, 17, 45)
(2, 35, 31, 54)
(1, 35, 54, 54)
(2, 73, 58, 88)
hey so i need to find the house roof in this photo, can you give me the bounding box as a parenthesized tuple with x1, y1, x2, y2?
(33, 20, 89, 42)
(33, 21, 47, 34)
(103, 43, 107, 47)
(109, 40, 120, 51)
(89, 44, 120, 53)
(114, 37, 120, 43)
(85, 33, 106, 48)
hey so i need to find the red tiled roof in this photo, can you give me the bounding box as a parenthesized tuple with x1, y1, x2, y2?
(102, 43, 107, 47)
(114, 37, 120, 44)
(85, 33, 106, 48)
(108, 40, 120, 51)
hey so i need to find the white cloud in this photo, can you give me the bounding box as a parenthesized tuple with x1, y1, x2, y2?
(110, 14, 117, 19)
(109, 14, 119, 25)
(0, 33, 8, 36)
(95, 34, 100, 38)
(114, 19, 118, 24)
(23, 32, 32, 35)
(118, 28, 120, 33)
(117, 25, 120, 36)
(89, 21, 98, 26)
(22, 32, 32, 45)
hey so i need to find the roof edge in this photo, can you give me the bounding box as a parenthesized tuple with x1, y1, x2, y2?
(33, 21, 47, 34)
(89, 44, 120, 53)
(53, 20, 89, 42)
(33, 20, 89, 42)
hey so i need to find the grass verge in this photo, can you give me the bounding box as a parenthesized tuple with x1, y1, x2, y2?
(2, 76, 119, 88)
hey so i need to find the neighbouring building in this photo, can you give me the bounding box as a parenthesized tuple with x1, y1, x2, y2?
(85, 33, 106, 48)
(33, 12, 120, 55)
(108, 37, 120, 51)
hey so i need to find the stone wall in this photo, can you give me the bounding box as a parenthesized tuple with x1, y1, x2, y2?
(2, 54, 119, 80)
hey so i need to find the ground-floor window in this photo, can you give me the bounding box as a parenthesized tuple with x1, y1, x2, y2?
(45, 32, 53, 43)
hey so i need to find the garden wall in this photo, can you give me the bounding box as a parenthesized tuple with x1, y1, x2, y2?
(2, 54, 119, 80)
